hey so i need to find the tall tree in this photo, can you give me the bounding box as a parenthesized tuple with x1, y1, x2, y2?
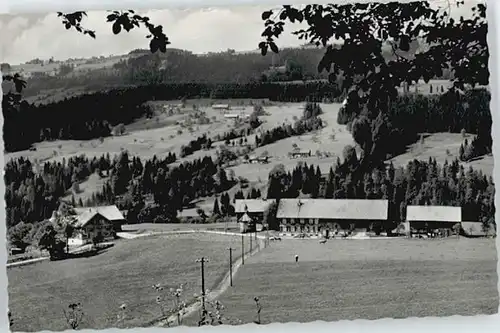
(213, 197, 221, 217)
(258, 1, 487, 174)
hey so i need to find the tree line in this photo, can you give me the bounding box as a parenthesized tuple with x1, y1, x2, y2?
(17, 37, 450, 100)
(19, 47, 330, 98)
(3, 88, 152, 152)
(101, 153, 235, 224)
(214, 129, 252, 145)
(180, 134, 212, 158)
(337, 88, 492, 163)
(4, 151, 176, 228)
(6, 150, 238, 248)
(459, 132, 491, 162)
(265, 157, 495, 232)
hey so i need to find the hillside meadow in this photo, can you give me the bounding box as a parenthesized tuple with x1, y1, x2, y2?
(209, 238, 499, 325)
(7, 97, 492, 211)
(7, 233, 253, 332)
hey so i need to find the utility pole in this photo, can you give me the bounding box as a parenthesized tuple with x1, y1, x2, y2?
(227, 247, 233, 287)
(250, 231, 253, 251)
(241, 234, 245, 265)
(196, 257, 209, 311)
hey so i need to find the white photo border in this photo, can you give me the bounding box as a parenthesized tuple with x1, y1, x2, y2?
(0, 0, 498, 332)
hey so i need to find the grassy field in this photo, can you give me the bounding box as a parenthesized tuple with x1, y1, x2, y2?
(6, 101, 249, 164)
(7, 233, 254, 332)
(388, 132, 494, 176)
(210, 238, 498, 325)
(227, 104, 493, 183)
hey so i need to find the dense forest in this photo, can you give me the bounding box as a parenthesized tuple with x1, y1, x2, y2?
(5, 151, 234, 231)
(2, 89, 152, 152)
(337, 88, 492, 161)
(265, 158, 495, 232)
(7, 142, 495, 243)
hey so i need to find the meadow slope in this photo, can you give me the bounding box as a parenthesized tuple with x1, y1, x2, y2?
(212, 238, 498, 325)
(7, 233, 254, 332)
(5, 98, 493, 209)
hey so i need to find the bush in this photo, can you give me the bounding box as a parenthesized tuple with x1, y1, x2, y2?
(8, 222, 34, 251)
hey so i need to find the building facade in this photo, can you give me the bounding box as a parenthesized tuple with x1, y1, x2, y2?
(68, 212, 116, 246)
(289, 150, 311, 159)
(277, 199, 389, 237)
(212, 104, 230, 110)
(235, 199, 276, 221)
(405, 205, 462, 234)
(67, 205, 127, 245)
(235, 199, 276, 232)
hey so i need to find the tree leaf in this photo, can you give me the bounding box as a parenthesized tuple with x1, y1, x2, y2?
(112, 22, 121, 35)
(260, 45, 268, 56)
(261, 11, 272, 20)
(158, 40, 167, 53)
(150, 38, 159, 53)
(269, 42, 279, 53)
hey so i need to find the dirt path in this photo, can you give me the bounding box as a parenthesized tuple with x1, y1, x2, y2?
(155, 237, 267, 327)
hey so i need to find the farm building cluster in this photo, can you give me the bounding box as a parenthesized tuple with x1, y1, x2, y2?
(234, 199, 495, 238)
(40, 198, 493, 249)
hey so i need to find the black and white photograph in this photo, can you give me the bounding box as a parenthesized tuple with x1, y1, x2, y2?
(1, 0, 497, 331)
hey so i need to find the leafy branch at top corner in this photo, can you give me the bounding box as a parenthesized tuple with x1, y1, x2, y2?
(259, 5, 304, 56)
(57, 11, 96, 39)
(106, 10, 170, 53)
(257, 1, 488, 95)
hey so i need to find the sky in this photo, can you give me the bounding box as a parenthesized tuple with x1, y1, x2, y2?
(0, 0, 484, 65)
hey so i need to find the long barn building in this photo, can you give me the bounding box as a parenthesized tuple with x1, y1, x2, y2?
(277, 199, 389, 237)
(404, 205, 462, 234)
